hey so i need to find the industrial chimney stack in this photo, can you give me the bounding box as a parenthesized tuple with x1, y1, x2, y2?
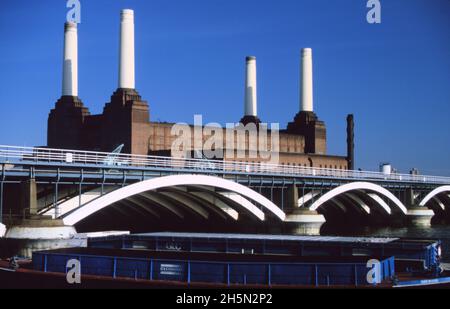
(287, 48, 326, 154)
(300, 48, 313, 113)
(245, 56, 257, 117)
(119, 9, 135, 89)
(62, 22, 78, 96)
(347, 114, 355, 170)
(48, 22, 90, 149)
(240, 56, 261, 125)
(100, 9, 150, 154)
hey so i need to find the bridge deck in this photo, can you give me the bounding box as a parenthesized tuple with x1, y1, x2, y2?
(1, 145, 449, 185)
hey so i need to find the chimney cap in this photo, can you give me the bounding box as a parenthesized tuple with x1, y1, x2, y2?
(246, 56, 256, 62)
(302, 48, 312, 55)
(121, 9, 134, 16)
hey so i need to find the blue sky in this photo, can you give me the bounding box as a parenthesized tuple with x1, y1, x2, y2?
(0, 0, 449, 175)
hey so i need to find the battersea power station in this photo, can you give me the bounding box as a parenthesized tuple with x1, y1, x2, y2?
(48, 9, 355, 170)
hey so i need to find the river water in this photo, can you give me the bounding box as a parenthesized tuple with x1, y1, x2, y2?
(322, 225, 450, 262)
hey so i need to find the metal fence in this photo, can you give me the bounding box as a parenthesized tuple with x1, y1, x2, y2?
(1, 145, 449, 184)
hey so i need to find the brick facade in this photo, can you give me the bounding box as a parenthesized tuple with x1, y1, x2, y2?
(48, 88, 350, 169)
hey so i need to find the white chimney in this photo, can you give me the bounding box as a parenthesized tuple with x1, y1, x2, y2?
(300, 48, 313, 112)
(119, 9, 135, 89)
(244, 56, 257, 117)
(62, 22, 78, 97)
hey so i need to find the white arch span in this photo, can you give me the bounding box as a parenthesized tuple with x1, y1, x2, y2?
(41, 187, 117, 218)
(298, 191, 321, 207)
(309, 182, 408, 214)
(431, 197, 446, 212)
(419, 186, 450, 207)
(0, 223, 6, 238)
(346, 192, 371, 215)
(62, 175, 286, 225)
(367, 193, 392, 215)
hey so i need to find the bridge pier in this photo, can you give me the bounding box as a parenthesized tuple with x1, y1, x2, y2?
(1, 217, 81, 259)
(283, 209, 326, 235)
(406, 207, 434, 227)
(1, 180, 82, 258)
(19, 179, 38, 216)
(283, 185, 325, 235)
(404, 188, 434, 227)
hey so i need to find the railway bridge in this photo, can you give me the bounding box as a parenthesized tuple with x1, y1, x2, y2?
(1, 145, 450, 238)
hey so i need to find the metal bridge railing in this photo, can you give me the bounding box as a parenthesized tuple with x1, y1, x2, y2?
(0, 145, 449, 184)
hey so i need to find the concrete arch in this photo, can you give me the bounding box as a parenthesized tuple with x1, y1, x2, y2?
(330, 199, 350, 213)
(309, 182, 408, 215)
(218, 192, 265, 221)
(324, 195, 369, 216)
(346, 193, 371, 214)
(419, 186, 450, 207)
(188, 187, 259, 220)
(189, 191, 240, 221)
(298, 191, 321, 207)
(62, 175, 286, 225)
(430, 197, 446, 212)
(139, 192, 186, 219)
(0, 223, 6, 238)
(125, 197, 163, 219)
(157, 190, 211, 220)
(40, 187, 117, 219)
(113, 201, 153, 219)
(159, 187, 234, 221)
(367, 193, 392, 215)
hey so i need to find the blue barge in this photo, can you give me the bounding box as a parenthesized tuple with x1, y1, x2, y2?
(32, 247, 395, 287)
(88, 232, 442, 272)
